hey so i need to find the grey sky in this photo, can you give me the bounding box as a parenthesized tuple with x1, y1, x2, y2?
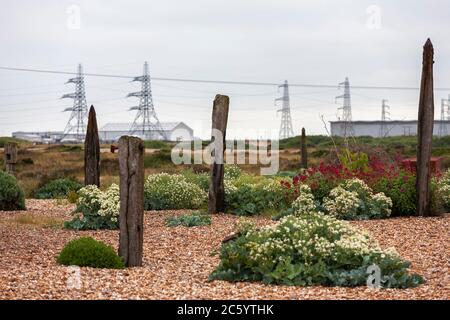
(1, 0, 449, 138)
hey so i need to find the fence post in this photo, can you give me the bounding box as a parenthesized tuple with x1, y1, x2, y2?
(416, 39, 434, 217)
(301, 127, 308, 169)
(208, 94, 229, 214)
(84, 105, 100, 187)
(4, 142, 18, 176)
(118, 136, 144, 267)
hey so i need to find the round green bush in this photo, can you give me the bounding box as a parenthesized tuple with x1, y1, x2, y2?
(35, 178, 82, 199)
(56, 237, 124, 269)
(0, 170, 26, 211)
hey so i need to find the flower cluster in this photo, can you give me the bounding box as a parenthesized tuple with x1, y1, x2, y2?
(437, 168, 450, 210)
(291, 184, 318, 216)
(323, 178, 392, 220)
(210, 212, 423, 288)
(224, 165, 242, 180)
(65, 184, 120, 230)
(144, 173, 207, 210)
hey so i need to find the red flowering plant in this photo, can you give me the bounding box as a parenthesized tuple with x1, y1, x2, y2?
(286, 149, 416, 208)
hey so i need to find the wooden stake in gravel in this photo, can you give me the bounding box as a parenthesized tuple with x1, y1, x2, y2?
(118, 136, 144, 267)
(208, 94, 229, 214)
(84, 105, 100, 187)
(4, 142, 18, 176)
(301, 127, 308, 169)
(416, 38, 435, 217)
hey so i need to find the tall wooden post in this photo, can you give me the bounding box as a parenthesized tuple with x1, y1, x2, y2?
(208, 95, 229, 214)
(84, 105, 100, 187)
(301, 127, 308, 169)
(416, 39, 434, 217)
(4, 142, 18, 176)
(118, 136, 144, 267)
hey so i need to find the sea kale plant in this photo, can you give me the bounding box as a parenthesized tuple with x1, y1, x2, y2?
(210, 213, 424, 288)
(144, 173, 207, 210)
(65, 184, 120, 230)
(323, 178, 392, 220)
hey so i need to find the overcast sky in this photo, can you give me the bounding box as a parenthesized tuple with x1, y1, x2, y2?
(1, 0, 450, 139)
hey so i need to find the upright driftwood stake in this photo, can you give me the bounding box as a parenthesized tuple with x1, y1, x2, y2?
(118, 136, 144, 267)
(416, 39, 434, 217)
(208, 95, 230, 214)
(84, 105, 100, 187)
(301, 127, 308, 169)
(4, 142, 18, 176)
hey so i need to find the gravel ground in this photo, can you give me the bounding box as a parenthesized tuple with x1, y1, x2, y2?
(0, 199, 448, 300)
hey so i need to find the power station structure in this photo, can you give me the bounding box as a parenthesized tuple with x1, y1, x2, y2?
(127, 61, 168, 140)
(276, 80, 294, 140)
(61, 64, 88, 142)
(335, 77, 353, 137)
(438, 96, 450, 137)
(380, 99, 391, 137)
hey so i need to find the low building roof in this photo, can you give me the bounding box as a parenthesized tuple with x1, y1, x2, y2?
(99, 122, 189, 132)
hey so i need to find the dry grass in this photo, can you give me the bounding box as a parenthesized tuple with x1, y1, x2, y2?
(0, 213, 65, 229)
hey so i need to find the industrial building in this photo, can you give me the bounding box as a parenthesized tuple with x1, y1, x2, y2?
(98, 122, 193, 142)
(330, 120, 450, 137)
(12, 121, 193, 144)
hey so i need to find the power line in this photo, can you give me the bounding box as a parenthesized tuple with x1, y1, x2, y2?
(2, 65, 450, 91)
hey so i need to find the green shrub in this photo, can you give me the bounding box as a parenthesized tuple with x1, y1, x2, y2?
(144, 173, 207, 210)
(56, 237, 124, 269)
(210, 213, 423, 288)
(225, 178, 287, 216)
(372, 171, 416, 216)
(181, 169, 209, 191)
(65, 184, 119, 230)
(165, 212, 211, 227)
(35, 178, 82, 199)
(0, 171, 26, 211)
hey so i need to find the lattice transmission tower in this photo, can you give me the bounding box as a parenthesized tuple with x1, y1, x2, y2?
(275, 80, 294, 140)
(127, 61, 167, 140)
(335, 77, 353, 137)
(61, 64, 88, 142)
(438, 96, 450, 137)
(380, 99, 390, 137)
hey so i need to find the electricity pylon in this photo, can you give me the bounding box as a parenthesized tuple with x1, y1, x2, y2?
(128, 61, 167, 140)
(275, 80, 294, 140)
(335, 77, 353, 137)
(61, 64, 88, 142)
(438, 97, 449, 137)
(380, 99, 390, 137)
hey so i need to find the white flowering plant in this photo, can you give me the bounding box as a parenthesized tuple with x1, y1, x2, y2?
(209, 212, 424, 288)
(144, 173, 207, 210)
(64, 184, 120, 230)
(323, 178, 392, 220)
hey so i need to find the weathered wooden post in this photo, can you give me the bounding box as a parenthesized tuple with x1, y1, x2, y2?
(301, 127, 308, 169)
(84, 105, 100, 187)
(4, 142, 18, 176)
(118, 136, 144, 267)
(416, 38, 434, 217)
(208, 94, 229, 214)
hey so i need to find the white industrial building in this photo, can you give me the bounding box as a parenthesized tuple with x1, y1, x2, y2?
(98, 122, 193, 142)
(330, 120, 450, 137)
(12, 122, 194, 143)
